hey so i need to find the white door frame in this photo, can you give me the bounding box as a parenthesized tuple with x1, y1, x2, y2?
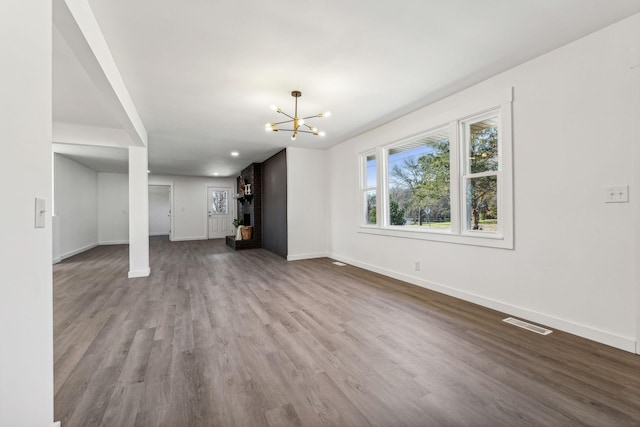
(148, 183, 174, 241)
(632, 59, 640, 354)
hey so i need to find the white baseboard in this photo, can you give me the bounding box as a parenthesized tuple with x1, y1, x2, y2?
(329, 253, 636, 353)
(99, 240, 129, 245)
(287, 252, 329, 261)
(53, 421, 61, 427)
(171, 236, 207, 242)
(128, 267, 151, 278)
(55, 242, 99, 263)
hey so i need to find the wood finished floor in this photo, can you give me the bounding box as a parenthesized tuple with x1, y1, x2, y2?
(54, 237, 640, 427)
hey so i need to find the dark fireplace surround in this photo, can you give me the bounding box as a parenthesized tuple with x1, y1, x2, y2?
(226, 163, 261, 250)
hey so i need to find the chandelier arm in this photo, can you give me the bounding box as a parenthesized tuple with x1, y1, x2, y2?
(273, 119, 294, 125)
(277, 129, 317, 134)
(300, 114, 323, 120)
(278, 110, 295, 120)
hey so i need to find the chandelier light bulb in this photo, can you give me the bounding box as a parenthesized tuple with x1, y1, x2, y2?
(318, 131, 326, 137)
(270, 104, 279, 111)
(291, 134, 297, 141)
(298, 119, 305, 126)
(323, 111, 331, 117)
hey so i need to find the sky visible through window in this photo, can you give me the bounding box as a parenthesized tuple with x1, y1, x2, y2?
(367, 145, 441, 188)
(366, 158, 377, 188)
(388, 145, 436, 184)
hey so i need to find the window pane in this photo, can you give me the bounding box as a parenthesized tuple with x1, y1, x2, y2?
(388, 132, 450, 229)
(469, 117, 498, 173)
(466, 175, 497, 231)
(366, 154, 377, 188)
(365, 190, 376, 224)
(212, 191, 228, 215)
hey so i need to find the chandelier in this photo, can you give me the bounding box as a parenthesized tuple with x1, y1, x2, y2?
(265, 90, 331, 140)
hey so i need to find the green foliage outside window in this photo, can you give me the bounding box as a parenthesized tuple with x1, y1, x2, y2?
(390, 139, 450, 228)
(367, 198, 405, 226)
(467, 124, 498, 230)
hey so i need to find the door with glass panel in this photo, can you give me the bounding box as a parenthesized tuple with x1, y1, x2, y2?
(207, 187, 231, 239)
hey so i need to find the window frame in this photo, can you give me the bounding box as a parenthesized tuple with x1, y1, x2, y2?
(360, 150, 378, 226)
(358, 89, 513, 249)
(460, 110, 502, 237)
(384, 125, 452, 232)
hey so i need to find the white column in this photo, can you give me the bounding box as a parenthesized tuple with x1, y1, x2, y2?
(128, 146, 150, 278)
(0, 0, 54, 424)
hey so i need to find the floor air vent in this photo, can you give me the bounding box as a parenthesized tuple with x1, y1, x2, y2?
(503, 317, 553, 335)
(332, 261, 347, 266)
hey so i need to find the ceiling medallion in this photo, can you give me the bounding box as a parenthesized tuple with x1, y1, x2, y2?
(265, 90, 331, 141)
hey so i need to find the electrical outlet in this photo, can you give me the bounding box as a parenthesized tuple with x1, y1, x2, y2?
(604, 185, 629, 203)
(414, 261, 420, 271)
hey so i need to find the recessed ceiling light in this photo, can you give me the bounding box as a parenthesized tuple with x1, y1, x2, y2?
(213, 172, 219, 176)
(231, 151, 239, 157)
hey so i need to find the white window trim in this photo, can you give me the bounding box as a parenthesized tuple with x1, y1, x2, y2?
(460, 109, 502, 237)
(360, 150, 378, 226)
(358, 88, 514, 250)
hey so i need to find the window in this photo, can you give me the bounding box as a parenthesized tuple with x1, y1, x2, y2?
(387, 129, 450, 229)
(362, 153, 377, 225)
(359, 90, 513, 249)
(462, 114, 499, 232)
(212, 190, 228, 215)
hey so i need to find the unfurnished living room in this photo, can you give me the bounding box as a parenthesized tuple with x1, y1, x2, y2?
(3, 1, 640, 426)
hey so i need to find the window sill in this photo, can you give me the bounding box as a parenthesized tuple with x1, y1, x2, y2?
(358, 225, 513, 249)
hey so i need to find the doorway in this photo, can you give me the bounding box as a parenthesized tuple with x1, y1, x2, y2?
(208, 186, 232, 239)
(149, 185, 172, 240)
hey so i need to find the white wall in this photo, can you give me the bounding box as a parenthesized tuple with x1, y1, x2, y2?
(0, 0, 53, 424)
(287, 147, 329, 260)
(53, 154, 98, 262)
(327, 14, 640, 352)
(149, 174, 236, 241)
(149, 185, 170, 236)
(98, 172, 128, 244)
(53, 170, 234, 251)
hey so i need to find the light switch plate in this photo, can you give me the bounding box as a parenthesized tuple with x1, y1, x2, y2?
(35, 198, 46, 228)
(604, 185, 629, 203)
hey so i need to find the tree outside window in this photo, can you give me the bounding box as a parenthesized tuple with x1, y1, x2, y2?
(464, 117, 499, 232)
(363, 154, 377, 225)
(388, 131, 450, 229)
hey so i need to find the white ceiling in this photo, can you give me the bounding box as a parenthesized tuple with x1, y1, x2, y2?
(52, 0, 640, 177)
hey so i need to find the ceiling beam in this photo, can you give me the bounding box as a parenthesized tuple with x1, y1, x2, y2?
(53, 122, 133, 148)
(53, 0, 147, 147)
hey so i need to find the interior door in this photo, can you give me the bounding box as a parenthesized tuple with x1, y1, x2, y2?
(149, 185, 171, 237)
(208, 187, 231, 239)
